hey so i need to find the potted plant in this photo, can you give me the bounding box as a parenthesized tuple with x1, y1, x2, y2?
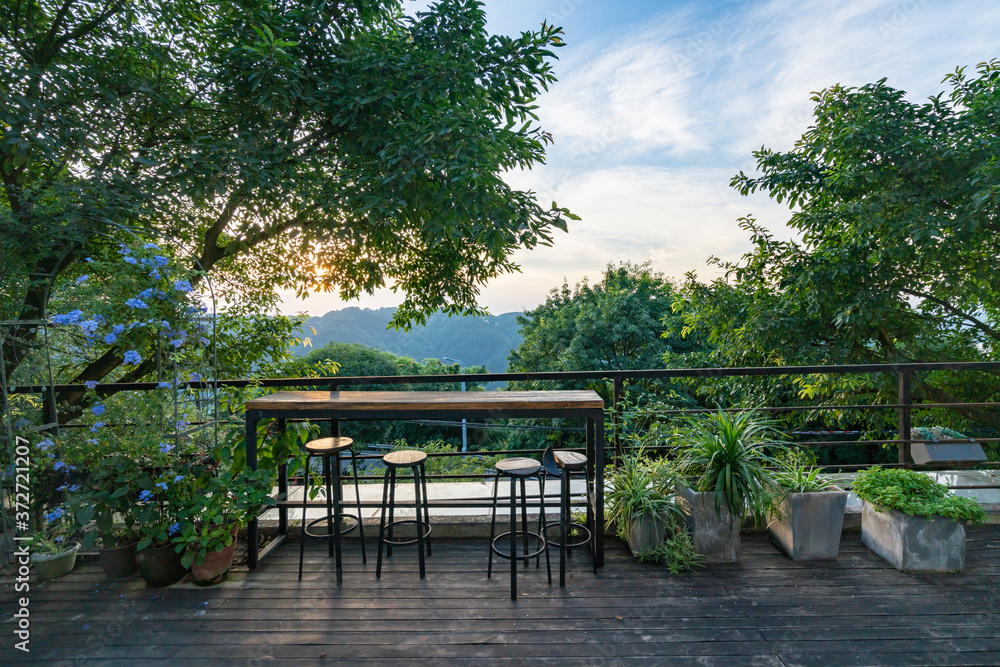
(767, 462, 848, 560)
(673, 409, 785, 563)
(853, 466, 987, 572)
(134, 469, 193, 587)
(605, 448, 682, 556)
(173, 467, 275, 585)
(30, 508, 80, 580)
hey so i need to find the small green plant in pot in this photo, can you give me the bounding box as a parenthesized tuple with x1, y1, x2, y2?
(853, 466, 985, 573)
(673, 409, 786, 563)
(173, 467, 275, 584)
(767, 451, 849, 561)
(30, 508, 81, 580)
(605, 449, 682, 554)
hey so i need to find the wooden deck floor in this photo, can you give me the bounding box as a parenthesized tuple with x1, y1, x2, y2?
(4, 526, 999, 666)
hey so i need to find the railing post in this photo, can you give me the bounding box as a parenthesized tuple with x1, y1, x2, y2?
(897, 370, 912, 464)
(612, 376, 623, 463)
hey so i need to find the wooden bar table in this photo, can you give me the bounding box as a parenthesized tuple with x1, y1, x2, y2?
(244, 390, 606, 570)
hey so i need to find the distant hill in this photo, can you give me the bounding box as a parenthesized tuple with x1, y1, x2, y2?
(293, 307, 523, 373)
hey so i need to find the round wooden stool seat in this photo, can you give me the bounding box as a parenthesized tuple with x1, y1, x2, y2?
(383, 449, 427, 468)
(496, 457, 542, 477)
(554, 450, 587, 471)
(304, 437, 354, 454)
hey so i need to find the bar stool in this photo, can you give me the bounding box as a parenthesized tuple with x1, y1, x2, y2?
(376, 450, 432, 579)
(298, 437, 366, 584)
(541, 447, 596, 587)
(487, 457, 551, 600)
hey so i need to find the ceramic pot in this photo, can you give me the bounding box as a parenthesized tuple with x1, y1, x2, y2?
(190, 531, 238, 585)
(136, 543, 187, 587)
(100, 542, 138, 578)
(31, 542, 79, 580)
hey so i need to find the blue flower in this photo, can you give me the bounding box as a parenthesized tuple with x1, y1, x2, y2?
(155, 289, 167, 300)
(125, 298, 148, 309)
(139, 490, 153, 502)
(173, 474, 183, 482)
(157, 382, 171, 389)
(91, 421, 104, 432)
(124, 256, 138, 265)
(138, 288, 154, 300)
(55, 536, 65, 543)
(173, 280, 193, 293)
(159, 442, 174, 453)
(86, 438, 98, 445)
(170, 338, 184, 348)
(85, 257, 94, 263)
(154, 255, 169, 267)
(123, 350, 141, 365)
(143, 242, 159, 249)
(189, 373, 202, 382)
(45, 508, 66, 523)
(38, 439, 54, 450)
(76, 275, 89, 284)
(80, 319, 100, 334)
(112, 324, 125, 334)
(69, 484, 81, 492)
(53, 461, 67, 471)
(15, 418, 29, 428)
(103, 333, 118, 344)
(199, 337, 210, 346)
(84, 380, 98, 389)
(168, 522, 180, 535)
(51, 310, 84, 325)
(91, 404, 106, 416)
(149, 270, 161, 280)
(155, 482, 168, 490)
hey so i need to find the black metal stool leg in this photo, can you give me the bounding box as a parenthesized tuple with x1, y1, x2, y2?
(298, 455, 310, 581)
(487, 471, 500, 579)
(413, 464, 426, 579)
(520, 476, 530, 569)
(331, 454, 343, 586)
(420, 462, 432, 557)
(509, 474, 518, 600)
(376, 467, 391, 579)
(386, 468, 397, 558)
(351, 449, 367, 564)
(540, 473, 552, 585)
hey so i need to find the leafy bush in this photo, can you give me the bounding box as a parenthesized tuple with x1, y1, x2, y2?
(852, 467, 987, 524)
(636, 531, 704, 574)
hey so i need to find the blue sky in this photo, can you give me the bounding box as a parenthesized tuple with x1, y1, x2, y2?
(280, 0, 1000, 316)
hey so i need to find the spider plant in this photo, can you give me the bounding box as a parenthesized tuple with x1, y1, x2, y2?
(674, 409, 788, 524)
(605, 447, 683, 540)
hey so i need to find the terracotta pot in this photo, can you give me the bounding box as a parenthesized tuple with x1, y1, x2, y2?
(190, 531, 238, 585)
(136, 543, 187, 588)
(100, 542, 138, 578)
(31, 542, 79, 580)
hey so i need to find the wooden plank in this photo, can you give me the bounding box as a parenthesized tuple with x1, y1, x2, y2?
(245, 390, 604, 412)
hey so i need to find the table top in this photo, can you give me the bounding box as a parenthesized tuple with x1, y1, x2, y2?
(245, 390, 604, 412)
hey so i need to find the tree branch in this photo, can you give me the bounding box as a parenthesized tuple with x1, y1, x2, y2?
(902, 288, 1000, 342)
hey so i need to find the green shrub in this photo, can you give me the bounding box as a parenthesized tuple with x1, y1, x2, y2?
(852, 467, 987, 524)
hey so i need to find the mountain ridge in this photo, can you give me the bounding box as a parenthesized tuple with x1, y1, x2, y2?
(293, 306, 523, 372)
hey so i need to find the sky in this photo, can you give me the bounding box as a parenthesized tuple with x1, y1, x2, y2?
(278, 0, 1000, 317)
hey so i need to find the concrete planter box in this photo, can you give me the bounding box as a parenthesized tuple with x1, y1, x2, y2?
(677, 484, 740, 563)
(767, 486, 848, 560)
(625, 512, 668, 557)
(860, 500, 966, 573)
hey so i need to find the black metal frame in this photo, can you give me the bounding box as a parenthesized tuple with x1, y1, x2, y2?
(297, 445, 367, 584)
(376, 457, 432, 579)
(487, 463, 552, 600)
(540, 449, 596, 587)
(244, 401, 606, 571)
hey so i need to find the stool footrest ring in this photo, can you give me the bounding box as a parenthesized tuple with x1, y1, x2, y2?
(543, 521, 592, 550)
(491, 531, 548, 561)
(381, 518, 432, 546)
(304, 513, 362, 539)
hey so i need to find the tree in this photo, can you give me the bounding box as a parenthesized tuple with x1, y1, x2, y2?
(1, 0, 575, 388)
(676, 60, 1000, 431)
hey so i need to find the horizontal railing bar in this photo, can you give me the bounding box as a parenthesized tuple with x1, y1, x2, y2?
(7, 360, 1000, 394)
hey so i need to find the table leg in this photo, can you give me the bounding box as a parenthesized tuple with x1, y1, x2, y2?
(595, 414, 605, 568)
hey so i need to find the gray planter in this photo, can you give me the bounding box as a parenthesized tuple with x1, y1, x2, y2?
(677, 484, 740, 563)
(625, 512, 667, 557)
(767, 486, 848, 560)
(860, 500, 966, 573)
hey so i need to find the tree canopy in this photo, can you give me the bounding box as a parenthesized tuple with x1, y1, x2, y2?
(675, 60, 1000, 430)
(1, 0, 574, 387)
